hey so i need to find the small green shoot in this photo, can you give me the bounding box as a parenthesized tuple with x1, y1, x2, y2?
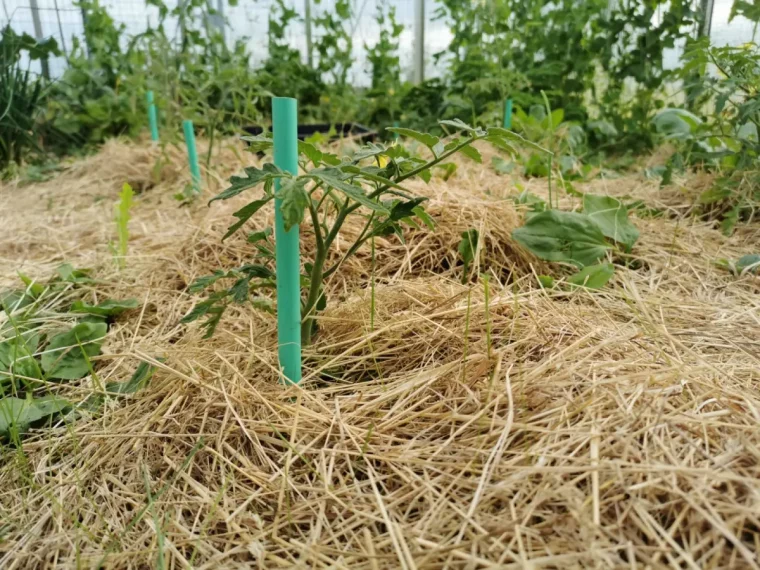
(111, 183, 134, 269)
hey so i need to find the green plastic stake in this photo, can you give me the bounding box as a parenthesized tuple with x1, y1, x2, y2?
(182, 119, 201, 194)
(146, 91, 159, 142)
(392, 120, 399, 140)
(272, 97, 302, 385)
(503, 98, 513, 129)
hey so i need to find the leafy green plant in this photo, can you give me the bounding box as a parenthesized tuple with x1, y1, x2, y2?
(512, 194, 639, 273)
(0, 26, 59, 172)
(661, 40, 759, 234)
(184, 120, 541, 344)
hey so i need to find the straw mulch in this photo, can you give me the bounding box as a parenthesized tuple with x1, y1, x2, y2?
(1, 137, 759, 569)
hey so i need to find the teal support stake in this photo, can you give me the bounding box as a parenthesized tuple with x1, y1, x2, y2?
(272, 97, 302, 385)
(182, 120, 201, 194)
(146, 91, 159, 142)
(503, 98, 513, 129)
(392, 120, 399, 140)
(504, 99, 512, 129)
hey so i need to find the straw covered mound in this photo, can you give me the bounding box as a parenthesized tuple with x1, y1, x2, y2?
(1, 137, 759, 569)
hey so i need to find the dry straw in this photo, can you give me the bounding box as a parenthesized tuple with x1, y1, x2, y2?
(0, 136, 759, 568)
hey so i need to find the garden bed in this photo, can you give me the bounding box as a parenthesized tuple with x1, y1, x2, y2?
(0, 137, 758, 568)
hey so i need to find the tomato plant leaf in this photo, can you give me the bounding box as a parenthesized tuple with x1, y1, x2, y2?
(276, 178, 310, 231)
(386, 127, 440, 151)
(210, 164, 286, 203)
(309, 171, 389, 214)
(223, 197, 272, 240)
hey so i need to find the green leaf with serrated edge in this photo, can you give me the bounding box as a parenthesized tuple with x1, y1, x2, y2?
(210, 164, 286, 203)
(412, 206, 435, 230)
(188, 270, 226, 293)
(230, 278, 250, 303)
(418, 168, 432, 183)
(223, 197, 272, 241)
(71, 298, 139, 317)
(459, 145, 482, 163)
(486, 127, 549, 154)
(512, 210, 611, 268)
(389, 198, 427, 221)
(582, 194, 640, 251)
(0, 395, 70, 438)
(484, 136, 517, 155)
(276, 178, 310, 231)
(567, 263, 615, 289)
(298, 141, 322, 166)
(239, 264, 274, 279)
(386, 127, 440, 150)
(309, 172, 389, 214)
(247, 227, 272, 243)
(41, 322, 107, 380)
(240, 134, 274, 152)
(352, 143, 389, 162)
(439, 119, 478, 133)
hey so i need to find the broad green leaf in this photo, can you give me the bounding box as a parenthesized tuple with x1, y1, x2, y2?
(736, 254, 760, 275)
(567, 263, 615, 289)
(210, 164, 286, 203)
(276, 178, 310, 231)
(512, 210, 611, 268)
(0, 331, 41, 382)
(0, 395, 70, 438)
(582, 194, 640, 251)
(41, 323, 107, 380)
(71, 298, 139, 317)
(386, 127, 440, 151)
(0, 290, 35, 313)
(652, 108, 702, 138)
(223, 197, 272, 240)
(309, 172, 390, 214)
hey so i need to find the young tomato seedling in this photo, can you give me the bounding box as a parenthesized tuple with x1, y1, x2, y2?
(183, 119, 541, 344)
